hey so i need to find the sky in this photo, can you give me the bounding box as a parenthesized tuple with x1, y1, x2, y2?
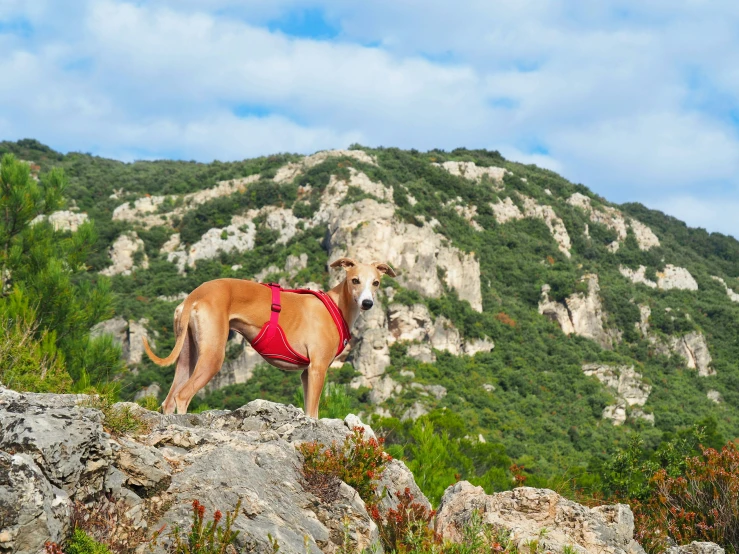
(1, 1, 738, 238)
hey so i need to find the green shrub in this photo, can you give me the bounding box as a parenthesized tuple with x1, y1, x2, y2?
(66, 529, 112, 554)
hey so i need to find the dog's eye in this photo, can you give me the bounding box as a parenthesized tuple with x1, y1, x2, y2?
(373, 280, 380, 287)
(352, 278, 360, 285)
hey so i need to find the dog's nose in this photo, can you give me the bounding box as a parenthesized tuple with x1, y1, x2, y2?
(361, 299, 374, 310)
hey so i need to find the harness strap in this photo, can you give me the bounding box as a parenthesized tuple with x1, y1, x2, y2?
(264, 282, 282, 343)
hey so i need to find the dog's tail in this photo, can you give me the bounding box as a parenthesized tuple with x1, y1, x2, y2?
(142, 298, 194, 367)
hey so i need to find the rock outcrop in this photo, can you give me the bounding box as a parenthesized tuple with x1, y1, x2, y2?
(90, 317, 156, 366)
(664, 332, 714, 377)
(711, 276, 739, 302)
(100, 232, 149, 277)
(273, 149, 377, 184)
(518, 194, 572, 257)
(490, 197, 523, 224)
(657, 265, 699, 291)
(327, 199, 483, 311)
(539, 274, 616, 349)
(436, 482, 645, 554)
(582, 364, 653, 425)
(31, 210, 89, 233)
(166, 215, 256, 272)
(111, 175, 260, 229)
(634, 305, 714, 376)
(567, 193, 659, 252)
(433, 160, 507, 186)
(346, 300, 493, 390)
(490, 194, 572, 257)
(620, 265, 657, 288)
(0, 389, 426, 554)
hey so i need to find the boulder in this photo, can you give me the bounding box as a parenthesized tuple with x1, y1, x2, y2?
(1, 390, 429, 554)
(0, 389, 113, 499)
(436, 482, 645, 554)
(0, 451, 71, 554)
(667, 542, 725, 554)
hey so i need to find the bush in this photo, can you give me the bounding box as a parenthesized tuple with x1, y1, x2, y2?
(370, 487, 438, 553)
(65, 529, 113, 554)
(634, 443, 739, 553)
(82, 394, 149, 436)
(152, 499, 241, 554)
(298, 426, 391, 506)
(0, 308, 71, 392)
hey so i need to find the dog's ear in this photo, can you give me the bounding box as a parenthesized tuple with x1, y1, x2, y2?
(330, 257, 357, 270)
(372, 262, 397, 278)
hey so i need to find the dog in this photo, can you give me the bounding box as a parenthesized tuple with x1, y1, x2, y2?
(143, 258, 396, 417)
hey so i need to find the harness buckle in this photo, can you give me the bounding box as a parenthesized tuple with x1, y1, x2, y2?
(271, 302, 282, 313)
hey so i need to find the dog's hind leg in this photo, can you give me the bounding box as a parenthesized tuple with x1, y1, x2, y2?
(161, 330, 196, 415)
(173, 309, 228, 414)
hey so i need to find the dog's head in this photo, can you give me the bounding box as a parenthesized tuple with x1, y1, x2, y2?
(330, 257, 397, 311)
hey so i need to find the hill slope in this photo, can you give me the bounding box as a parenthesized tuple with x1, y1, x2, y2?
(3, 138, 739, 493)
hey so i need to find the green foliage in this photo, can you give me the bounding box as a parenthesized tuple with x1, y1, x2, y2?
(82, 393, 149, 436)
(298, 426, 391, 506)
(9, 140, 739, 553)
(0, 154, 121, 389)
(151, 499, 241, 554)
(0, 293, 71, 392)
(292, 381, 354, 419)
(64, 529, 112, 554)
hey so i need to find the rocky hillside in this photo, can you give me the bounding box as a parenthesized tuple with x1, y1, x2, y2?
(2, 139, 739, 492)
(1, 387, 725, 554)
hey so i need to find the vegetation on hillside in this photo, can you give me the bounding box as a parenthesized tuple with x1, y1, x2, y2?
(3, 139, 739, 551)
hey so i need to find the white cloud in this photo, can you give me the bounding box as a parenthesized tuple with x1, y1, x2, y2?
(0, 0, 737, 238)
(652, 195, 739, 239)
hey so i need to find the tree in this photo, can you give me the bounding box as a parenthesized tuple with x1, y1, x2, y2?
(0, 154, 122, 390)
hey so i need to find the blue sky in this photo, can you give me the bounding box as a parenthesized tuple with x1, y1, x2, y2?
(1, 1, 738, 238)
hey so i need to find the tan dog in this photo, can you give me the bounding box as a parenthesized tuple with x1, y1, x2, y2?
(143, 258, 396, 417)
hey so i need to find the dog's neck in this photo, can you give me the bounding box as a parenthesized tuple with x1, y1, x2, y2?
(328, 278, 361, 328)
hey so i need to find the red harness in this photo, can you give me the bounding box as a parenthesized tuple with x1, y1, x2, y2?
(250, 283, 351, 366)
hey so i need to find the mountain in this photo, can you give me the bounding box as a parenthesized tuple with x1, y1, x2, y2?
(3, 138, 739, 495)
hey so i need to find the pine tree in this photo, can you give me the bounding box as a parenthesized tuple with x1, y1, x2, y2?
(0, 154, 122, 391)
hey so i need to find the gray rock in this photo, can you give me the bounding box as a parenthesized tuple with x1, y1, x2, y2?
(0, 451, 71, 554)
(436, 482, 645, 554)
(667, 542, 725, 554)
(113, 437, 172, 498)
(539, 274, 616, 350)
(2, 393, 428, 553)
(0, 388, 113, 499)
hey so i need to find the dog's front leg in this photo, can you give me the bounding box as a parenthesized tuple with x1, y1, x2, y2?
(302, 356, 332, 419)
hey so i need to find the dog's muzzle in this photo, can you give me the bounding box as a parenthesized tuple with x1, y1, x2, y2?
(361, 299, 374, 310)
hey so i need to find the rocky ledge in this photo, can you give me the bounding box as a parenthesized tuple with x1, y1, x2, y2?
(0, 388, 725, 554)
